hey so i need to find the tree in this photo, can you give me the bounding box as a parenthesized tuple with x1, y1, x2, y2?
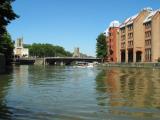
(28, 43, 73, 57)
(0, 0, 18, 65)
(0, 32, 14, 64)
(0, 0, 19, 36)
(96, 33, 107, 60)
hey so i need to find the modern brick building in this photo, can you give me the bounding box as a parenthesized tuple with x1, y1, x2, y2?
(143, 9, 160, 62)
(105, 8, 160, 63)
(106, 21, 120, 62)
(118, 8, 152, 63)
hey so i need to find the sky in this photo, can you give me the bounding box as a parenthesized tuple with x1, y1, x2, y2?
(7, 0, 160, 56)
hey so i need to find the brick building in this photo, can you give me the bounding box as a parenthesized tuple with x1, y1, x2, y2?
(107, 21, 120, 62)
(143, 9, 160, 62)
(105, 8, 160, 63)
(118, 8, 152, 63)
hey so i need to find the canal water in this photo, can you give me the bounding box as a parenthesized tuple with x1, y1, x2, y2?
(0, 65, 160, 120)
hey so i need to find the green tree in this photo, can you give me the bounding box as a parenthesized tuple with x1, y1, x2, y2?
(0, 0, 18, 65)
(96, 33, 107, 60)
(0, 0, 19, 36)
(28, 43, 72, 57)
(0, 32, 14, 64)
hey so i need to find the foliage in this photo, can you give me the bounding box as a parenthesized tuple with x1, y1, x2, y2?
(96, 33, 107, 59)
(23, 44, 31, 48)
(0, 32, 14, 64)
(0, 0, 19, 36)
(28, 43, 72, 57)
(0, 0, 18, 65)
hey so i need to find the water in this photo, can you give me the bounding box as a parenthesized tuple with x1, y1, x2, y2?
(0, 65, 160, 120)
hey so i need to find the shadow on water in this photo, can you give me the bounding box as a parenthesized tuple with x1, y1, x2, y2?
(95, 67, 160, 119)
(0, 66, 14, 75)
(0, 74, 13, 119)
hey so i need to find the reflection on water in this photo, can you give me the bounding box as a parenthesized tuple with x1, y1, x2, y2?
(95, 68, 160, 119)
(0, 66, 160, 119)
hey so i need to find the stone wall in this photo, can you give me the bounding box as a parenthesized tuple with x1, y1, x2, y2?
(0, 53, 5, 73)
(34, 58, 45, 65)
(105, 62, 160, 68)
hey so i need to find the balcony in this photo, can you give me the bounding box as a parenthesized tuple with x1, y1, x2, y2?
(121, 32, 126, 36)
(121, 35, 126, 42)
(128, 29, 133, 33)
(128, 45, 133, 49)
(145, 27, 151, 32)
(145, 45, 151, 49)
(128, 37, 134, 41)
(145, 36, 151, 40)
(121, 47, 125, 50)
(121, 42, 125, 50)
(121, 39, 125, 42)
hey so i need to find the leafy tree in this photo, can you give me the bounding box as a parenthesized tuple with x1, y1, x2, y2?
(0, 32, 14, 64)
(23, 44, 31, 48)
(96, 33, 107, 60)
(0, 0, 19, 36)
(0, 0, 18, 65)
(28, 43, 73, 57)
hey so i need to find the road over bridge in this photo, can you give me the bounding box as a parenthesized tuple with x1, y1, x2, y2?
(44, 57, 102, 65)
(15, 57, 102, 65)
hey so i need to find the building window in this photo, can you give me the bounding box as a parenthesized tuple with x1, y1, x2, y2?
(121, 42, 125, 48)
(121, 28, 125, 33)
(145, 48, 151, 62)
(121, 35, 125, 41)
(128, 24, 133, 31)
(128, 41, 133, 47)
(128, 33, 133, 39)
(145, 22, 151, 29)
(145, 39, 151, 46)
(145, 31, 151, 38)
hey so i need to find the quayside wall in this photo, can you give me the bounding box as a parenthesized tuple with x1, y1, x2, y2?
(105, 62, 160, 68)
(0, 53, 5, 73)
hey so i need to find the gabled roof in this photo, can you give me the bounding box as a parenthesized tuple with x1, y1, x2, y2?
(120, 14, 138, 28)
(143, 9, 160, 23)
(120, 7, 153, 28)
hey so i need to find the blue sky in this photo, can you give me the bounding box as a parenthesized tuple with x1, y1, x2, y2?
(7, 0, 160, 56)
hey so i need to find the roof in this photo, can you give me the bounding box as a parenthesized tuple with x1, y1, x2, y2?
(120, 14, 138, 28)
(143, 9, 160, 23)
(120, 7, 153, 28)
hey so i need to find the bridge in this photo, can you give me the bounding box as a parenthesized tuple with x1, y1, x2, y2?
(15, 57, 102, 65)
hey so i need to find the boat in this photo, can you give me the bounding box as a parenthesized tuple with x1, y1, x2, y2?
(73, 62, 95, 68)
(87, 63, 94, 68)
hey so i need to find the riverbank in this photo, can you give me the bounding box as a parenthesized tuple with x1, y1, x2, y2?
(104, 62, 160, 68)
(0, 53, 5, 73)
